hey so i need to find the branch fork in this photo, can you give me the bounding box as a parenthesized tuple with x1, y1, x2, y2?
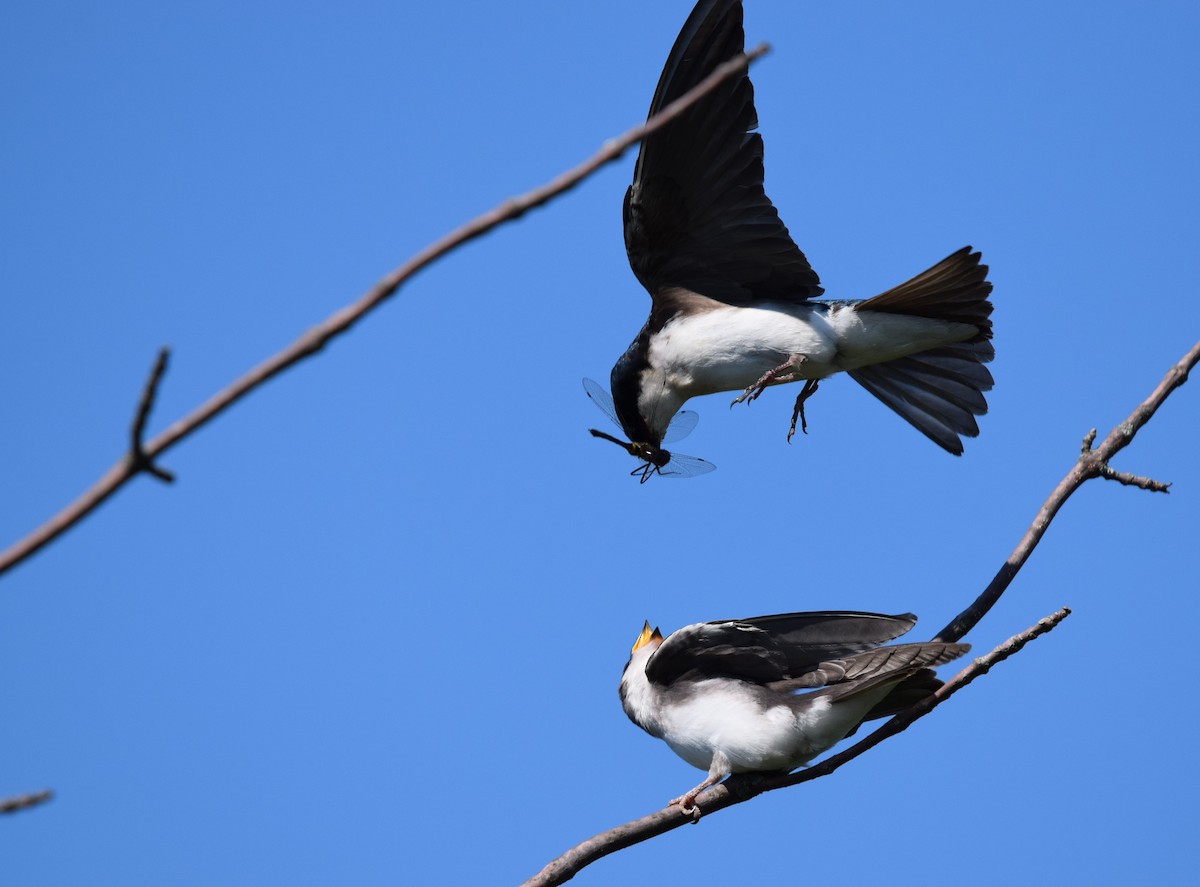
(1079, 428, 1170, 492)
(129, 348, 175, 484)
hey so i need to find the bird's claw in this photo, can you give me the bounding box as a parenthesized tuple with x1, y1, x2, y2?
(786, 403, 807, 442)
(668, 796, 703, 823)
(731, 355, 809, 412)
(786, 379, 820, 444)
(730, 385, 766, 408)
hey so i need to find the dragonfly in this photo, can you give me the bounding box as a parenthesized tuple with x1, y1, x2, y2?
(583, 378, 716, 483)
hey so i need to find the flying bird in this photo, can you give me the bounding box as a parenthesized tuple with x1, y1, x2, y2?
(591, 0, 994, 478)
(619, 610, 968, 818)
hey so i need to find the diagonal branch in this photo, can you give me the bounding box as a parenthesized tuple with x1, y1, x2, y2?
(522, 608, 1070, 887)
(0, 789, 53, 815)
(0, 44, 770, 580)
(932, 338, 1200, 643)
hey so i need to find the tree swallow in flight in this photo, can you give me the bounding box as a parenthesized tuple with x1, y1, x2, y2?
(619, 610, 968, 818)
(590, 0, 994, 478)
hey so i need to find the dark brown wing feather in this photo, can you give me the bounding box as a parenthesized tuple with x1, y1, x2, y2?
(775, 642, 970, 732)
(645, 611, 919, 686)
(766, 642, 968, 695)
(624, 0, 822, 306)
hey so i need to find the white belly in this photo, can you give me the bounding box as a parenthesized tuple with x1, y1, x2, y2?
(648, 302, 977, 395)
(659, 681, 832, 774)
(647, 304, 838, 396)
(636, 301, 978, 440)
(659, 680, 901, 775)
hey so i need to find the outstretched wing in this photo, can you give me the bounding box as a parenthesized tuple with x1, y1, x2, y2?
(624, 0, 823, 307)
(645, 611, 919, 686)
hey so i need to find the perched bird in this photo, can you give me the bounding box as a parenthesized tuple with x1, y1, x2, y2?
(618, 610, 969, 818)
(590, 0, 994, 478)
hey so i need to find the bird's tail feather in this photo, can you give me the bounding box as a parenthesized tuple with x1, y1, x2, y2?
(827, 642, 970, 732)
(848, 340, 994, 455)
(862, 668, 946, 722)
(856, 246, 993, 335)
(848, 247, 994, 455)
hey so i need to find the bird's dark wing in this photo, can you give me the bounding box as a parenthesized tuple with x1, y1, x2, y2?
(765, 641, 969, 696)
(645, 611, 918, 686)
(776, 642, 969, 733)
(624, 0, 822, 308)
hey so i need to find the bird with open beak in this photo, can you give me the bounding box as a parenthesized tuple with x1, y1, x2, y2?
(618, 610, 969, 819)
(591, 0, 994, 478)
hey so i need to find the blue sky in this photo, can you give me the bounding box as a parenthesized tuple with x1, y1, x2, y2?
(3, 1, 1198, 884)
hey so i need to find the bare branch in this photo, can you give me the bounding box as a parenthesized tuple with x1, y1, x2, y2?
(932, 339, 1199, 643)
(0, 789, 53, 815)
(522, 609, 1071, 887)
(0, 44, 770, 580)
(1097, 465, 1171, 493)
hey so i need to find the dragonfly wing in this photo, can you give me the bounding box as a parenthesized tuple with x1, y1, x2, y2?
(582, 378, 621, 430)
(659, 452, 716, 478)
(661, 409, 699, 444)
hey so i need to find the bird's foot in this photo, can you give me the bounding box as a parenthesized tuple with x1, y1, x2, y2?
(730, 354, 808, 408)
(786, 379, 821, 443)
(730, 383, 766, 408)
(668, 791, 704, 823)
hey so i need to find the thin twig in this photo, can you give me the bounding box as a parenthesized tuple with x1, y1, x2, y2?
(932, 339, 1199, 643)
(0, 44, 769, 579)
(129, 348, 175, 484)
(521, 609, 1070, 887)
(1097, 465, 1171, 493)
(0, 789, 53, 815)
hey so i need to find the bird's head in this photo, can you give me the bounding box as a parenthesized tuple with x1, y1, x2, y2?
(619, 620, 667, 731)
(609, 347, 667, 445)
(621, 621, 664, 685)
(631, 620, 664, 657)
(583, 377, 715, 483)
(594, 360, 688, 482)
